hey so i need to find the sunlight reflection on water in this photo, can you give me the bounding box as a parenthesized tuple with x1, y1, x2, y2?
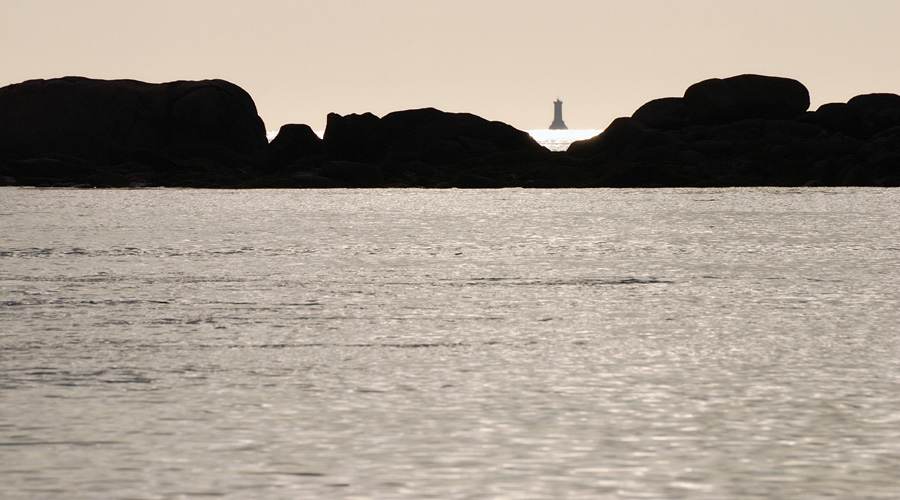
(1, 187, 898, 499)
(527, 129, 603, 151)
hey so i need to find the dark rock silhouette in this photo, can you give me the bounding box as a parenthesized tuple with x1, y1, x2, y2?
(323, 107, 544, 164)
(295, 107, 550, 187)
(0, 77, 266, 163)
(567, 117, 665, 158)
(2, 74, 899, 188)
(683, 74, 810, 124)
(804, 103, 868, 139)
(847, 94, 900, 135)
(0, 77, 270, 187)
(631, 97, 689, 130)
(263, 124, 323, 169)
(568, 74, 899, 187)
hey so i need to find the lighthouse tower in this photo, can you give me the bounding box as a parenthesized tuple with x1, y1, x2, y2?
(549, 98, 568, 130)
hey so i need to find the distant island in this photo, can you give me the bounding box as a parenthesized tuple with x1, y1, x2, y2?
(1, 74, 898, 188)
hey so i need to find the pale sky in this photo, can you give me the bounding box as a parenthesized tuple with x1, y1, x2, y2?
(3, 0, 900, 131)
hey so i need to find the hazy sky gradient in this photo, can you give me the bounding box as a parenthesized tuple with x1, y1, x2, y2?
(4, 0, 900, 131)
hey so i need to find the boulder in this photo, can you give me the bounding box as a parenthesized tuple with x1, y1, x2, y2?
(263, 124, 323, 168)
(682, 74, 810, 124)
(847, 93, 900, 112)
(322, 112, 384, 162)
(805, 103, 868, 138)
(567, 117, 665, 158)
(802, 94, 900, 139)
(631, 97, 690, 130)
(322, 107, 545, 165)
(847, 93, 900, 134)
(0, 77, 267, 164)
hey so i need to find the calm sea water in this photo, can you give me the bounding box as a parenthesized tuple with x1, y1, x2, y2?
(528, 129, 603, 152)
(1, 187, 899, 499)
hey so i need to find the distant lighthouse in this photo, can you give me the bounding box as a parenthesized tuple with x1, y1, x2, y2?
(549, 98, 568, 130)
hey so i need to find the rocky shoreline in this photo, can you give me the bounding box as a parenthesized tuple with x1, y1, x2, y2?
(2, 75, 898, 188)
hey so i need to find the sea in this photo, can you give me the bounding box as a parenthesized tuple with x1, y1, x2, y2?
(2, 135, 899, 499)
(528, 129, 603, 152)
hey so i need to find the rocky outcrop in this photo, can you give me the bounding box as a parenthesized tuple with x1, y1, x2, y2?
(631, 97, 690, 130)
(262, 124, 323, 169)
(269, 107, 553, 187)
(2, 74, 899, 188)
(0, 77, 271, 187)
(232, 108, 554, 188)
(567, 117, 665, 158)
(0, 77, 267, 164)
(323, 107, 545, 164)
(683, 74, 810, 124)
(568, 74, 899, 187)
